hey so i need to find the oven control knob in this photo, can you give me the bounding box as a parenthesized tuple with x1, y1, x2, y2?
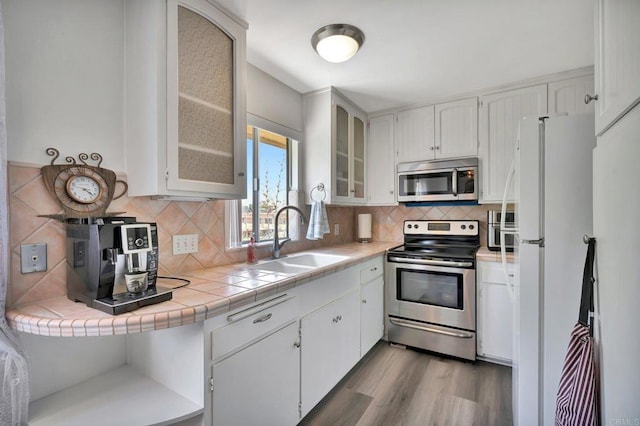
(461, 225, 466, 230)
(469, 224, 475, 230)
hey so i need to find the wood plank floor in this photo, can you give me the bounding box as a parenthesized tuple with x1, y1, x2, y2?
(300, 341, 512, 426)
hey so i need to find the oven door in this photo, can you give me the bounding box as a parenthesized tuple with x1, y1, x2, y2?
(385, 257, 476, 331)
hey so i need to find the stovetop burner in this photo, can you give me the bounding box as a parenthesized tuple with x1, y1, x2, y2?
(388, 220, 480, 261)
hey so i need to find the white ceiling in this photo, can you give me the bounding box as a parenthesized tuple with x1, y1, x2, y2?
(216, 0, 594, 113)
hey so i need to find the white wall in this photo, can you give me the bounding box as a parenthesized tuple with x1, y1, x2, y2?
(3, 0, 125, 169)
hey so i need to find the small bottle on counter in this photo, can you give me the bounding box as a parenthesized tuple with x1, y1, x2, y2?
(247, 233, 258, 264)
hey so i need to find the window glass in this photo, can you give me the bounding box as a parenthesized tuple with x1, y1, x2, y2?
(239, 126, 289, 244)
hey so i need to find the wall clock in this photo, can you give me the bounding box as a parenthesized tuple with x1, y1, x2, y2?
(40, 148, 128, 218)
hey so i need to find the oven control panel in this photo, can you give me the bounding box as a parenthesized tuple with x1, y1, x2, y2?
(403, 220, 479, 236)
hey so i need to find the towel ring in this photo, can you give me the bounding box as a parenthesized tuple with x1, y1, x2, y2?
(310, 183, 326, 201)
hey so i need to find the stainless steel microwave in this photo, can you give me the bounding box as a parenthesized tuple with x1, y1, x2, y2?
(397, 158, 478, 203)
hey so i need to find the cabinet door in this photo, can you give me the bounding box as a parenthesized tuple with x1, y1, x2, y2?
(360, 276, 384, 357)
(166, 0, 247, 197)
(594, 0, 640, 135)
(434, 98, 478, 159)
(367, 114, 396, 205)
(548, 75, 595, 115)
(300, 290, 360, 417)
(352, 115, 366, 201)
(334, 104, 350, 198)
(212, 321, 300, 425)
(476, 261, 515, 362)
(479, 85, 547, 203)
(395, 106, 435, 163)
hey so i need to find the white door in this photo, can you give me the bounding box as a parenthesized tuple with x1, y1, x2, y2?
(594, 0, 640, 135)
(593, 105, 640, 422)
(395, 106, 435, 163)
(360, 277, 384, 357)
(212, 321, 300, 426)
(434, 97, 478, 159)
(479, 85, 547, 203)
(300, 290, 360, 417)
(367, 114, 396, 205)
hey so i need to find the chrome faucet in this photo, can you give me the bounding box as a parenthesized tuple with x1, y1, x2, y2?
(272, 205, 308, 259)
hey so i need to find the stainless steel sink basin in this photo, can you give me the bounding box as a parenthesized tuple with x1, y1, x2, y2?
(250, 253, 349, 275)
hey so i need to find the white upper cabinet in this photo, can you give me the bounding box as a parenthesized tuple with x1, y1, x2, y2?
(395, 106, 435, 164)
(548, 75, 595, 115)
(303, 88, 367, 205)
(594, 0, 640, 135)
(367, 114, 396, 205)
(479, 85, 547, 203)
(124, 0, 247, 199)
(434, 97, 478, 159)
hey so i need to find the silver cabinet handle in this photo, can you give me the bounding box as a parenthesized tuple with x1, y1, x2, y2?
(293, 340, 301, 348)
(429, 146, 435, 151)
(370, 267, 377, 271)
(435, 146, 440, 150)
(362, 299, 367, 304)
(227, 293, 292, 323)
(252, 313, 272, 324)
(584, 94, 599, 104)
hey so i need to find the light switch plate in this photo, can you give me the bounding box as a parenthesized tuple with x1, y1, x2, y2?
(172, 234, 199, 255)
(21, 243, 47, 273)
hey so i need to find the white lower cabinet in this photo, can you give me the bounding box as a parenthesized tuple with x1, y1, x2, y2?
(300, 289, 361, 418)
(476, 260, 516, 364)
(211, 321, 300, 426)
(360, 258, 384, 357)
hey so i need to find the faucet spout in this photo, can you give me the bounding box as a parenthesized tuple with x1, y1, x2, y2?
(272, 205, 308, 259)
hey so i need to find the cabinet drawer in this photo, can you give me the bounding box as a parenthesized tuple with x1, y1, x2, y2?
(480, 263, 515, 285)
(211, 294, 298, 361)
(359, 257, 383, 283)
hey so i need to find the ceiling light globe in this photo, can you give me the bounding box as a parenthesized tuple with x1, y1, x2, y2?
(311, 24, 365, 63)
(316, 35, 360, 63)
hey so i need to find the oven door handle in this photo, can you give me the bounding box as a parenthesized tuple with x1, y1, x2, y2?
(389, 317, 474, 339)
(387, 256, 473, 268)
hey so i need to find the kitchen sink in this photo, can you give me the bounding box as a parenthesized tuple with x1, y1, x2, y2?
(250, 253, 349, 275)
(282, 253, 349, 268)
(251, 260, 315, 275)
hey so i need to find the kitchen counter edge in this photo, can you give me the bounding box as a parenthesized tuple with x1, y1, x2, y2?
(6, 242, 399, 337)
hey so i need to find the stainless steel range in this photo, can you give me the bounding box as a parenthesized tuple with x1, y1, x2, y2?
(385, 220, 480, 361)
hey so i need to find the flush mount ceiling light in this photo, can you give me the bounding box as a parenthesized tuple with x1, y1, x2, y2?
(311, 24, 365, 63)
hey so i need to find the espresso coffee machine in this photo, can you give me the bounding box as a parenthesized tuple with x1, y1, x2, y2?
(66, 217, 172, 314)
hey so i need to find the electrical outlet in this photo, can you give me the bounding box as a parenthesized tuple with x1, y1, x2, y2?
(334, 223, 340, 236)
(20, 243, 47, 273)
(173, 234, 199, 255)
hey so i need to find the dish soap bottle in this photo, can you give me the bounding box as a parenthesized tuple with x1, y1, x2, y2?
(247, 233, 258, 264)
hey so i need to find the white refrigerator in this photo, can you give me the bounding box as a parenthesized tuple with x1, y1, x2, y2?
(501, 113, 596, 426)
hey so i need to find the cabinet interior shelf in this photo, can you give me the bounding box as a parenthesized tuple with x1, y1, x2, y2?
(28, 365, 203, 426)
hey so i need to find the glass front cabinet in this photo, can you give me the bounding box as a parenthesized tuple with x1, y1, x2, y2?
(303, 87, 367, 205)
(125, 0, 247, 199)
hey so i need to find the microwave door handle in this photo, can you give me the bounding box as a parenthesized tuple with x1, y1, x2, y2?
(452, 168, 458, 196)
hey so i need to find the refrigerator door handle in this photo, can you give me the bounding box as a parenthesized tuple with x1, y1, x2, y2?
(500, 158, 517, 302)
(521, 238, 545, 247)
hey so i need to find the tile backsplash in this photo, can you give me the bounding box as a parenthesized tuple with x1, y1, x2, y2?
(8, 162, 498, 308)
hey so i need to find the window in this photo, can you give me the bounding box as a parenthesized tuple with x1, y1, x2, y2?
(227, 125, 295, 248)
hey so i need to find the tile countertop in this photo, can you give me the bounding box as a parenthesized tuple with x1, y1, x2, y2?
(7, 242, 399, 338)
(476, 247, 516, 263)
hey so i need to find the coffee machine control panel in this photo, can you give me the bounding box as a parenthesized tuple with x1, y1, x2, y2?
(121, 224, 153, 254)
